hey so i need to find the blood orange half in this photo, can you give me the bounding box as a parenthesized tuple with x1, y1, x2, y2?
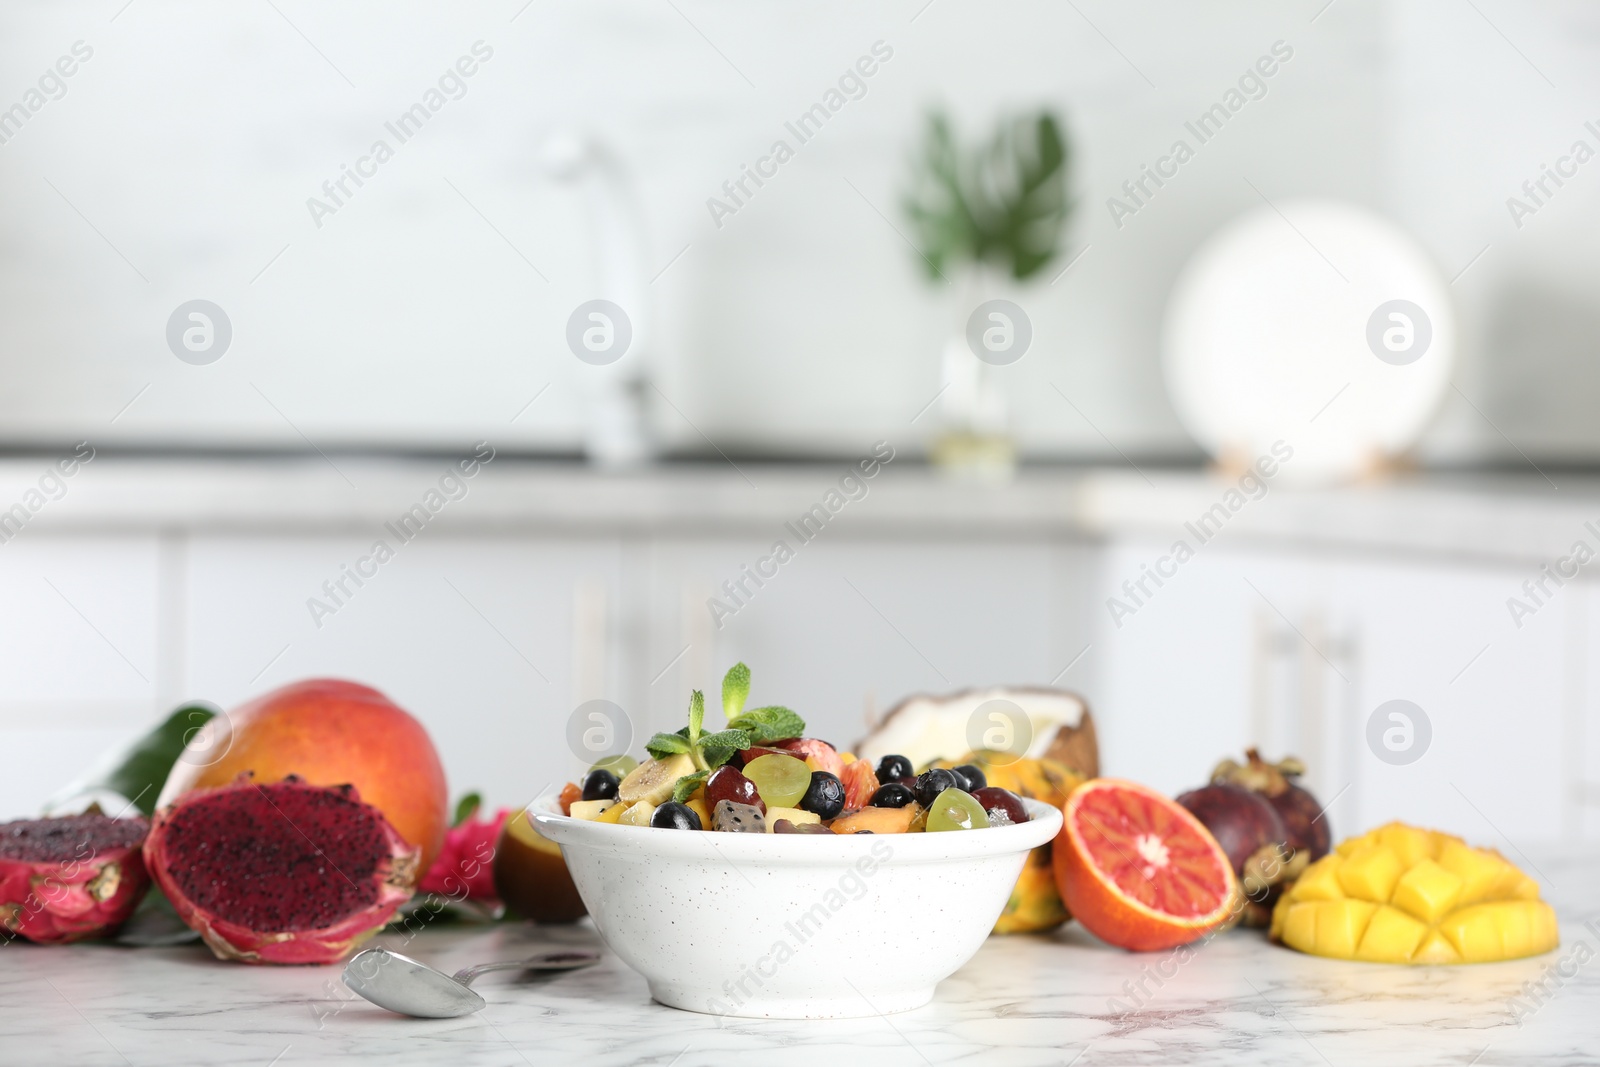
(1054, 778, 1239, 951)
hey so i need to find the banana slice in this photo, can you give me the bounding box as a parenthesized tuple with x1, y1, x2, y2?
(618, 753, 695, 807)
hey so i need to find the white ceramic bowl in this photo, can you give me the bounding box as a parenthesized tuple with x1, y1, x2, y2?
(530, 794, 1061, 1019)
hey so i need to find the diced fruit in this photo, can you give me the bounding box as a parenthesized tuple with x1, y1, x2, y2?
(619, 801, 657, 827)
(830, 805, 920, 835)
(912, 768, 960, 808)
(926, 788, 991, 832)
(590, 755, 638, 778)
(773, 819, 832, 834)
(875, 754, 914, 783)
(580, 769, 620, 802)
(743, 754, 811, 809)
(764, 807, 820, 832)
(971, 786, 1027, 826)
(618, 754, 695, 807)
(712, 801, 765, 834)
(951, 763, 988, 791)
(870, 783, 916, 808)
(558, 782, 581, 816)
(705, 766, 764, 814)
(1356, 904, 1429, 963)
(840, 759, 880, 810)
(771, 738, 844, 778)
(1053, 778, 1240, 952)
(1270, 821, 1559, 964)
(569, 799, 617, 821)
(597, 802, 626, 825)
(1338, 846, 1405, 903)
(649, 802, 702, 831)
(684, 798, 710, 829)
(1390, 859, 1463, 925)
(798, 772, 845, 820)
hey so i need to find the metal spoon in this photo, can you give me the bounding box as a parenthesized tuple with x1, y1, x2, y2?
(342, 946, 600, 1018)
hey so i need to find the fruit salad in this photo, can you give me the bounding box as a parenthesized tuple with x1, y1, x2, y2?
(556, 664, 1030, 836)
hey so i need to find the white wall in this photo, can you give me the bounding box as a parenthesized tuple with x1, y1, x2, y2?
(11, 1, 1592, 462)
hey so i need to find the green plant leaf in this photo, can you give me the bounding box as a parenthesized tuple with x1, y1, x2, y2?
(50, 701, 219, 816)
(672, 771, 711, 803)
(697, 729, 753, 768)
(902, 108, 1071, 282)
(452, 792, 483, 826)
(645, 731, 694, 759)
(727, 706, 806, 745)
(688, 689, 706, 742)
(722, 662, 751, 720)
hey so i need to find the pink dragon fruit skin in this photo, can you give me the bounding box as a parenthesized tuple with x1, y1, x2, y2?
(0, 815, 151, 944)
(144, 775, 418, 965)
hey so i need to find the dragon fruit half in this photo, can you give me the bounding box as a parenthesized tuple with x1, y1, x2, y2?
(144, 776, 418, 965)
(0, 814, 151, 943)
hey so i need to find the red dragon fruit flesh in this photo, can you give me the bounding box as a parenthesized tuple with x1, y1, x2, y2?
(0, 814, 151, 944)
(144, 776, 419, 965)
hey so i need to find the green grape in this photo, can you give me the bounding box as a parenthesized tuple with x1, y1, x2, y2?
(926, 788, 991, 832)
(742, 754, 811, 809)
(591, 754, 638, 777)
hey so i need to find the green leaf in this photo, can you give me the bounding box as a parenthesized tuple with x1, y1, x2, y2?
(49, 702, 219, 816)
(688, 689, 706, 743)
(722, 662, 751, 720)
(901, 108, 1071, 282)
(697, 728, 752, 768)
(727, 706, 806, 745)
(672, 771, 711, 804)
(645, 731, 694, 759)
(452, 792, 483, 826)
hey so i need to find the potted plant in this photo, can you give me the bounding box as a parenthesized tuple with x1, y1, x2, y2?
(903, 110, 1072, 477)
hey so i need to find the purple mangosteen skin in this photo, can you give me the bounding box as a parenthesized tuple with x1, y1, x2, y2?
(1176, 783, 1288, 873)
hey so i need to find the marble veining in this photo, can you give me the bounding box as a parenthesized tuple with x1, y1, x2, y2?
(1, 851, 1596, 1067)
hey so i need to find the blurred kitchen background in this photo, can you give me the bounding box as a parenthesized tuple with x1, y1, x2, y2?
(2, 1, 1598, 844)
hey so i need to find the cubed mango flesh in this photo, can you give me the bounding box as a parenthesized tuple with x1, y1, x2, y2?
(1271, 821, 1558, 965)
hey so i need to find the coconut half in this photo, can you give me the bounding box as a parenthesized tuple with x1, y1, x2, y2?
(856, 686, 1098, 778)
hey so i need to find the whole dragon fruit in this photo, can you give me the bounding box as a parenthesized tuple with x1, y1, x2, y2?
(144, 776, 418, 965)
(0, 814, 150, 943)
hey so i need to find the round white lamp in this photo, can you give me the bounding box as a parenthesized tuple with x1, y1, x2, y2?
(1163, 200, 1454, 484)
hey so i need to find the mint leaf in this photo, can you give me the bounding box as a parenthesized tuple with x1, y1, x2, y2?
(688, 689, 705, 743)
(451, 792, 482, 826)
(698, 728, 752, 768)
(722, 662, 751, 720)
(672, 771, 710, 803)
(728, 706, 806, 745)
(645, 731, 693, 759)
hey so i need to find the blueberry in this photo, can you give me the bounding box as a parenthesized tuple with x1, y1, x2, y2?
(951, 763, 987, 792)
(869, 782, 916, 808)
(649, 801, 702, 831)
(875, 754, 914, 783)
(799, 771, 845, 820)
(912, 768, 960, 808)
(580, 768, 620, 802)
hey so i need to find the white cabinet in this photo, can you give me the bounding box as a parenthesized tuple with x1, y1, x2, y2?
(183, 534, 626, 812)
(0, 535, 163, 818)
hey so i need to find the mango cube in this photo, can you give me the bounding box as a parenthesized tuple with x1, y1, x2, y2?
(1356, 906, 1429, 963)
(1391, 859, 1463, 924)
(1338, 846, 1404, 903)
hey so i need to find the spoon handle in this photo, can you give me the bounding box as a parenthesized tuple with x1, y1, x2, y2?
(452, 949, 600, 986)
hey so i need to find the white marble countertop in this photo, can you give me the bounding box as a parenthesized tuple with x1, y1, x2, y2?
(3, 453, 1598, 566)
(3, 848, 1595, 1067)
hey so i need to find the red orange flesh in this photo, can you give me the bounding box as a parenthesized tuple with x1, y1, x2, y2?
(1054, 778, 1239, 951)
